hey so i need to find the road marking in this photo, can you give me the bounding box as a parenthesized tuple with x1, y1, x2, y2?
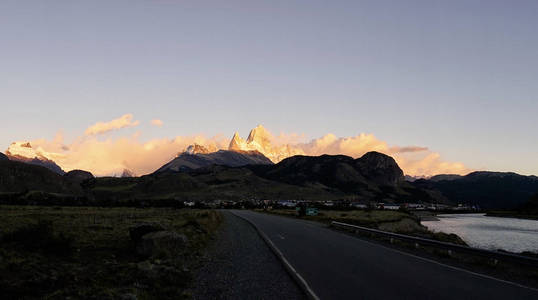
(277, 234, 285, 240)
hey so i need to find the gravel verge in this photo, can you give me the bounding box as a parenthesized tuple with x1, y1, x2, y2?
(193, 211, 305, 300)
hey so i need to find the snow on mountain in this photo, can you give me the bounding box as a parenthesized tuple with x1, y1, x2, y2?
(227, 125, 304, 162)
(5, 142, 65, 175)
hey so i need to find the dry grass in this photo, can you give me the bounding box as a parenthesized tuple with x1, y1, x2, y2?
(0, 205, 222, 299)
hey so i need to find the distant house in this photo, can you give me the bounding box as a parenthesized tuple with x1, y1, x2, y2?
(278, 200, 297, 208)
(351, 202, 368, 209)
(383, 204, 401, 210)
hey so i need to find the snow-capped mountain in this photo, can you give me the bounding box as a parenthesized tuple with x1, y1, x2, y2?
(5, 142, 65, 175)
(228, 125, 304, 162)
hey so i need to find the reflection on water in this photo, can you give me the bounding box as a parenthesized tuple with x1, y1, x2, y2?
(421, 213, 538, 253)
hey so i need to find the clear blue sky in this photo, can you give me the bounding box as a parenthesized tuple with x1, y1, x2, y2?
(1, 0, 537, 174)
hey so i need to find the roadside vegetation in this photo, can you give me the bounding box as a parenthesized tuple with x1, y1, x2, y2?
(0, 205, 222, 299)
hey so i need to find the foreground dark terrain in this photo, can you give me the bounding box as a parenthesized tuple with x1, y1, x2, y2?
(0, 206, 221, 299)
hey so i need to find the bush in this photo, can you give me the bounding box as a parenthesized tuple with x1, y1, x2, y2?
(2, 220, 73, 255)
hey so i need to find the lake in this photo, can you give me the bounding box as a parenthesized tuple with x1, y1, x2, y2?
(421, 213, 538, 253)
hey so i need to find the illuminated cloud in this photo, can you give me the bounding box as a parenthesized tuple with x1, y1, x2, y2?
(294, 134, 468, 177)
(32, 133, 228, 177)
(151, 119, 164, 127)
(84, 114, 140, 136)
(27, 120, 470, 177)
(389, 146, 429, 153)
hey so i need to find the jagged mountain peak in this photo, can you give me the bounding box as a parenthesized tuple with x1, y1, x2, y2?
(229, 132, 246, 151)
(227, 125, 305, 162)
(246, 124, 272, 148)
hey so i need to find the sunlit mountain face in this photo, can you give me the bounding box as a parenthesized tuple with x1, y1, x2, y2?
(5, 142, 65, 175)
(3, 115, 469, 177)
(228, 125, 305, 163)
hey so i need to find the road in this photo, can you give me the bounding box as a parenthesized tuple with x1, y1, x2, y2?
(231, 210, 538, 300)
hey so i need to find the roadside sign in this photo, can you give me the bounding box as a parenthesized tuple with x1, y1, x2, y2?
(306, 208, 318, 216)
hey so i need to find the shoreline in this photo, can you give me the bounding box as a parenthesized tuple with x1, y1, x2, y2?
(485, 211, 538, 221)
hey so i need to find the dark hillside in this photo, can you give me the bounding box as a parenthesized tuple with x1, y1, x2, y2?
(414, 171, 538, 209)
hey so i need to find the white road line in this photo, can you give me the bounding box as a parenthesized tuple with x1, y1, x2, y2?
(277, 234, 286, 240)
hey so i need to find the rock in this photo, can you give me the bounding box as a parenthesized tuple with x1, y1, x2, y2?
(64, 170, 94, 183)
(129, 223, 165, 243)
(136, 231, 188, 258)
(136, 260, 189, 284)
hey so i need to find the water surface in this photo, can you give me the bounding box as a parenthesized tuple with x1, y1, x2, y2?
(421, 213, 538, 253)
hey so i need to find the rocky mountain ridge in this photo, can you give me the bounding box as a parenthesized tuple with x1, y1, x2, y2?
(154, 148, 273, 173)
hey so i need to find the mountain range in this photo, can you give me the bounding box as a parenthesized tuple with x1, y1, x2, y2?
(1, 133, 537, 210)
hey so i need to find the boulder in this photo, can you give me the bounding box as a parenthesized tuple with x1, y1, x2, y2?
(64, 169, 94, 183)
(129, 223, 165, 243)
(136, 231, 188, 257)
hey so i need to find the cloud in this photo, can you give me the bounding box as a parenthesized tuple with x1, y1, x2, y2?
(151, 119, 164, 127)
(27, 120, 470, 177)
(32, 133, 229, 177)
(290, 133, 468, 177)
(84, 114, 140, 136)
(389, 146, 429, 153)
(393, 153, 468, 177)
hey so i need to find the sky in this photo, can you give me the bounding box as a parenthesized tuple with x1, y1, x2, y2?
(1, 0, 537, 176)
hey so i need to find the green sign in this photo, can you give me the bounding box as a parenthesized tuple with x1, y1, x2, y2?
(306, 208, 318, 216)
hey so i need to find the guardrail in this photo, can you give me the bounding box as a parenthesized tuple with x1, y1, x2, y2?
(331, 221, 538, 267)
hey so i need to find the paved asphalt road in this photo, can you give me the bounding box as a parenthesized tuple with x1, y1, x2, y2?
(231, 210, 538, 300)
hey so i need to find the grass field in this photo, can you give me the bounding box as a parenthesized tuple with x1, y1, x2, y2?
(0, 205, 222, 299)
